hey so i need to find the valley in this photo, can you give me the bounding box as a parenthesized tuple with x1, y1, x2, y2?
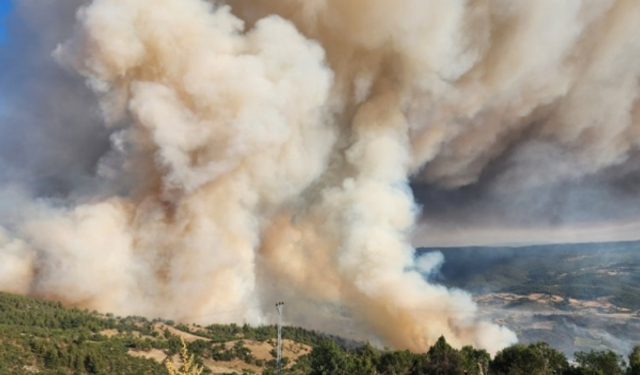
(418, 240, 640, 357)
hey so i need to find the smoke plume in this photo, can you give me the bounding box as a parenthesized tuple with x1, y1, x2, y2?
(2, 0, 640, 353)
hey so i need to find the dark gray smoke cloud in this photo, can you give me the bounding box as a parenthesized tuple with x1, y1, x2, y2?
(413, 147, 640, 229)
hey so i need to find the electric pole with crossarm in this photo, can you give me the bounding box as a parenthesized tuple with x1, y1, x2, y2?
(275, 301, 284, 375)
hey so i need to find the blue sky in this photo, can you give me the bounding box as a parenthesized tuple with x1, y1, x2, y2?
(0, 0, 13, 45)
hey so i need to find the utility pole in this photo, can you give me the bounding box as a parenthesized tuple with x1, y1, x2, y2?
(275, 301, 284, 375)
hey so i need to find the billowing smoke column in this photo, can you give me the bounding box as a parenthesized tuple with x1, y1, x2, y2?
(2, 0, 640, 354)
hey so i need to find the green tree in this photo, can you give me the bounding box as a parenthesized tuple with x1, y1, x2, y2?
(422, 336, 463, 375)
(84, 352, 105, 374)
(378, 350, 417, 375)
(490, 342, 568, 375)
(43, 346, 60, 369)
(460, 346, 490, 375)
(308, 340, 352, 375)
(575, 350, 626, 375)
(564, 367, 600, 375)
(629, 346, 640, 375)
(289, 354, 312, 375)
(354, 343, 381, 374)
(531, 342, 569, 374)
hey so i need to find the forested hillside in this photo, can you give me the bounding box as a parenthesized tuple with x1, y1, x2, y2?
(0, 292, 639, 375)
(0, 292, 163, 374)
(0, 292, 325, 375)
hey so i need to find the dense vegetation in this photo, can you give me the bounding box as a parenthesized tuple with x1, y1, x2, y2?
(177, 322, 354, 348)
(0, 291, 638, 374)
(418, 240, 640, 310)
(0, 292, 164, 375)
(304, 338, 638, 375)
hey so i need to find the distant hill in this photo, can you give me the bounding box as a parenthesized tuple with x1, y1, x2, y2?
(417, 240, 640, 357)
(418, 240, 640, 310)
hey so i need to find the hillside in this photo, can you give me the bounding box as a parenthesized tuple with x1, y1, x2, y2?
(1, 291, 639, 375)
(0, 291, 327, 375)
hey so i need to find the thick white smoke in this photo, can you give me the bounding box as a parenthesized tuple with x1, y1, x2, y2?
(2, 0, 640, 354)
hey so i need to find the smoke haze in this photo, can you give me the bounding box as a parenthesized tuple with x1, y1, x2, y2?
(1, 0, 640, 354)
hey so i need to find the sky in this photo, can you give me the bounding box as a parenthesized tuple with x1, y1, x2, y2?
(0, 1, 12, 44)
